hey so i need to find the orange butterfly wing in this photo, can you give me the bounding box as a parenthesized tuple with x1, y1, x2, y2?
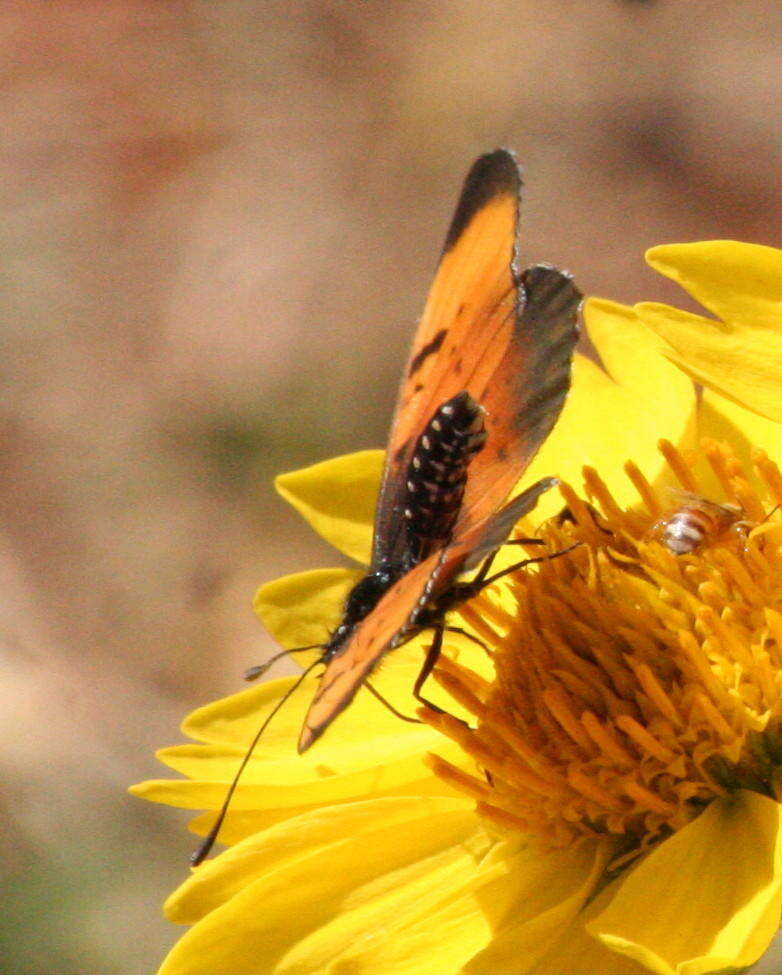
(298, 554, 441, 752)
(372, 149, 579, 569)
(298, 478, 555, 752)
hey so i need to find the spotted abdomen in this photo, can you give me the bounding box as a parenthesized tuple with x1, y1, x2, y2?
(402, 391, 487, 565)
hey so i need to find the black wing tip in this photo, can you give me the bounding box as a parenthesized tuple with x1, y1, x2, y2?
(443, 149, 522, 253)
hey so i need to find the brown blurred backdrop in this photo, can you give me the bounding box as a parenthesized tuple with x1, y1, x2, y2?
(2, 2, 782, 973)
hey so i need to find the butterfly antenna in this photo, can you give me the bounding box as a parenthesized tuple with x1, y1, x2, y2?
(190, 658, 322, 867)
(244, 643, 323, 682)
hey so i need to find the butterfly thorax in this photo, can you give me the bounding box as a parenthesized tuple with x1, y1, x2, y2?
(401, 391, 487, 567)
(324, 392, 487, 665)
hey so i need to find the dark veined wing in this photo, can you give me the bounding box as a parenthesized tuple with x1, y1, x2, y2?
(371, 149, 580, 570)
(298, 477, 556, 752)
(450, 265, 579, 537)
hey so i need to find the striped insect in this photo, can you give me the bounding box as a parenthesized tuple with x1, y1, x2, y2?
(651, 493, 750, 555)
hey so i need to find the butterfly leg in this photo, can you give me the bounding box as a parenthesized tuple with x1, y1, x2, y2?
(467, 538, 546, 590)
(556, 502, 613, 535)
(412, 624, 446, 713)
(469, 548, 501, 587)
(364, 680, 422, 724)
(476, 541, 580, 590)
(443, 625, 487, 651)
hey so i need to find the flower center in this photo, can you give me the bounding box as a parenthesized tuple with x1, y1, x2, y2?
(424, 439, 782, 852)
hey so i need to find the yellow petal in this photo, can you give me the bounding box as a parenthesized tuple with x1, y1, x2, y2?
(163, 797, 479, 921)
(159, 797, 498, 975)
(176, 672, 444, 762)
(699, 389, 782, 473)
(275, 450, 383, 563)
(463, 838, 610, 974)
(177, 750, 464, 845)
(646, 241, 782, 332)
(178, 631, 485, 757)
(178, 678, 312, 748)
(253, 568, 360, 650)
(131, 751, 461, 843)
(141, 709, 465, 810)
(522, 299, 696, 517)
(130, 659, 473, 838)
(638, 243, 782, 424)
(589, 790, 782, 975)
(159, 803, 615, 975)
(526, 874, 649, 975)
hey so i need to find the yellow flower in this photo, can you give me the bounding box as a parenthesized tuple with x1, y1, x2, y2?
(133, 241, 782, 974)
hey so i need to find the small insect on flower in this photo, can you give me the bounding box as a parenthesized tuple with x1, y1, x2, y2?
(650, 492, 751, 554)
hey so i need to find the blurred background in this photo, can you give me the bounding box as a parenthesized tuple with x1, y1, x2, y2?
(2, 2, 782, 972)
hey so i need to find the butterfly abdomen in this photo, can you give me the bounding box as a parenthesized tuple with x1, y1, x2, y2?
(323, 392, 486, 663)
(402, 392, 487, 564)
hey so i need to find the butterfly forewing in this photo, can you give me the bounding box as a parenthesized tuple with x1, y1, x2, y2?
(297, 552, 441, 751)
(372, 150, 522, 570)
(372, 152, 579, 574)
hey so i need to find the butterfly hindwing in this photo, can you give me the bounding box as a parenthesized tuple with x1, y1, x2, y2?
(450, 264, 579, 538)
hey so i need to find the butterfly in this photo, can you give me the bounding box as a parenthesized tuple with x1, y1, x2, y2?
(191, 150, 580, 864)
(297, 149, 581, 750)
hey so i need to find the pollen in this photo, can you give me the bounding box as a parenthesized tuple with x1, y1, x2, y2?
(424, 440, 782, 852)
